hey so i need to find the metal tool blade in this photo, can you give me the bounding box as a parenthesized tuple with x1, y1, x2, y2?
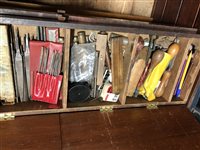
(39, 46, 44, 73)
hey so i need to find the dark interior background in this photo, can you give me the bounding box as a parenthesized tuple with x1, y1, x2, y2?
(1, 0, 200, 28)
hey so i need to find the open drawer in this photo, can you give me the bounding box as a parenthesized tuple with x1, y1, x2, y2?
(0, 13, 200, 117)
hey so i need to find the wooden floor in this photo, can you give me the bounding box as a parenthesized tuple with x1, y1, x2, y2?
(1, 105, 200, 150)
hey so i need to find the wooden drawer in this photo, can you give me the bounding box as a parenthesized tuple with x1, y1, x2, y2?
(0, 11, 200, 118)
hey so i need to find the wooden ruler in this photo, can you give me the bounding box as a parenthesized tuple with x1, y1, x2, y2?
(111, 37, 124, 94)
(96, 32, 108, 86)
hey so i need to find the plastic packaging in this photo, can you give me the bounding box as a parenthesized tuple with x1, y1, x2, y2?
(70, 43, 96, 83)
(30, 41, 63, 104)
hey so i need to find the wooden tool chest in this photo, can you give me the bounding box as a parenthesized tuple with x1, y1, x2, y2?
(0, 7, 200, 119)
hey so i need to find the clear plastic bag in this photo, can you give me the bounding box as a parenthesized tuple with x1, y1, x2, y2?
(70, 43, 96, 83)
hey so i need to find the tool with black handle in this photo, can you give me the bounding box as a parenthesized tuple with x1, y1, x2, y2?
(16, 28, 29, 102)
(147, 35, 158, 62)
(8, 25, 20, 103)
(20, 45, 29, 102)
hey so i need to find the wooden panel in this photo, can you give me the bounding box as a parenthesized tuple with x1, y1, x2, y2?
(120, 0, 134, 14)
(60, 111, 114, 150)
(162, 38, 190, 102)
(0, 114, 61, 150)
(131, 0, 154, 17)
(194, 8, 200, 28)
(108, 0, 124, 13)
(13, 0, 154, 17)
(0, 25, 15, 103)
(93, 0, 111, 12)
(1, 106, 200, 150)
(151, 0, 167, 22)
(162, 0, 183, 25)
(60, 105, 200, 150)
(176, 0, 200, 27)
(62, 29, 71, 108)
(111, 37, 124, 94)
(76, 0, 96, 9)
(180, 51, 200, 101)
(152, 0, 200, 29)
(187, 72, 200, 108)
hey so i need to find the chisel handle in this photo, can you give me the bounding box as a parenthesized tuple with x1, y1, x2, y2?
(167, 43, 179, 58)
(148, 50, 164, 73)
(155, 71, 171, 97)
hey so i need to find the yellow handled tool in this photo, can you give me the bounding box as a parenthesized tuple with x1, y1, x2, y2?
(155, 43, 180, 97)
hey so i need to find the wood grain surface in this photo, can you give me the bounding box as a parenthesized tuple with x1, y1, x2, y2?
(1, 106, 200, 150)
(62, 29, 71, 108)
(0, 25, 15, 103)
(176, 0, 200, 27)
(180, 51, 200, 102)
(0, 114, 61, 150)
(111, 37, 124, 94)
(152, 0, 200, 28)
(96, 33, 108, 86)
(60, 105, 200, 150)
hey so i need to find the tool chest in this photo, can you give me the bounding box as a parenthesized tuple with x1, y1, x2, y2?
(0, 7, 200, 118)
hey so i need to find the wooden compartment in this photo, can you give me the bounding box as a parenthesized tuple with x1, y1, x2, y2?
(0, 13, 200, 117)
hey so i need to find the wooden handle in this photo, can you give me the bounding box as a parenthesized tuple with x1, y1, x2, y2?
(127, 47, 147, 96)
(130, 36, 144, 61)
(96, 33, 108, 86)
(167, 43, 179, 58)
(105, 44, 111, 70)
(149, 50, 164, 72)
(155, 71, 171, 97)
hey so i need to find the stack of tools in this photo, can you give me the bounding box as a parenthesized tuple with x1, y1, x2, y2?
(69, 31, 196, 103)
(174, 45, 200, 99)
(138, 44, 179, 101)
(37, 26, 59, 42)
(69, 31, 120, 103)
(120, 35, 180, 102)
(121, 36, 145, 103)
(179, 50, 200, 101)
(30, 41, 63, 104)
(96, 33, 129, 102)
(10, 27, 30, 103)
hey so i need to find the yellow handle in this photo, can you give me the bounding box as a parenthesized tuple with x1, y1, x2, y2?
(179, 51, 193, 89)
